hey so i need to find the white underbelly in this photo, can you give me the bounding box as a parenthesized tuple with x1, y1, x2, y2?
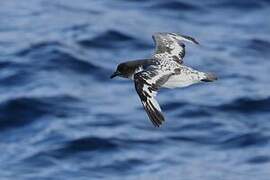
(162, 74, 201, 88)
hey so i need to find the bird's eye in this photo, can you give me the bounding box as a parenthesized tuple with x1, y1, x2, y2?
(118, 65, 124, 72)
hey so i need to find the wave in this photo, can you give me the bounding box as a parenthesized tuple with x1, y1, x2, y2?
(25, 137, 120, 161)
(16, 41, 62, 57)
(162, 101, 187, 111)
(175, 121, 222, 132)
(49, 2, 101, 15)
(169, 134, 219, 145)
(22, 136, 147, 177)
(246, 38, 270, 55)
(26, 135, 164, 161)
(59, 137, 119, 154)
(177, 108, 212, 118)
(42, 49, 101, 74)
(214, 97, 270, 113)
(78, 30, 135, 49)
(210, 0, 268, 10)
(219, 132, 269, 149)
(169, 131, 269, 150)
(171, 97, 270, 117)
(88, 158, 147, 176)
(0, 70, 31, 87)
(0, 95, 80, 130)
(14, 41, 107, 77)
(149, 1, 200, 11)
(247, 155, 270, 164)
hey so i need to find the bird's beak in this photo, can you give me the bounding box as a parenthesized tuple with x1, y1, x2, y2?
(110, 71, 121, 79)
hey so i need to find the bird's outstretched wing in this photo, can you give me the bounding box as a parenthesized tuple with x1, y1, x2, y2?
(152, 32, 199, 64)
(134, 67, 172, 127)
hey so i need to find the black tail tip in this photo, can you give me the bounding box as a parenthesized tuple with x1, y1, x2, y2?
(201, 73, 218, 82)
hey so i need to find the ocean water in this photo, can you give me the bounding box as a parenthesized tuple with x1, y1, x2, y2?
(0, 0, 270, 179)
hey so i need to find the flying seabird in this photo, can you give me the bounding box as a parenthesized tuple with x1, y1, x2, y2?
(111, 33, 217, 127)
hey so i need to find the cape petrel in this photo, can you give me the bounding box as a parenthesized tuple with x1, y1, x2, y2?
(111, 33, 217, 127)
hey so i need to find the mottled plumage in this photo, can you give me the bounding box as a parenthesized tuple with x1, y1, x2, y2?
(111, 32, 217, 127)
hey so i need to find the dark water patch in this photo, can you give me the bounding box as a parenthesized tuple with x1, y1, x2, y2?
(42, 49, 100, 74)
(214, 97, 270, 113)
(149, 1, 200, 11)
(178, 108, 212, 118)
(62, 137, 118, 153)
(92, 113, 127, 127)
(169, 134, 220, 145)
(78, 30, 135, 49)
(162, 102, 187, 111)
(31, 136, 162, 160)
(170, 132, 270, 148)
(219, 132, 269, 149)
(0, 95, 80, 130)
(43, 137, 119, 159)
(21, 153, 56, 169)
(16, 41, 104, 75)
(222, 73, 255, 81)
(0, 61, 34, 87)
(39, 48, 111, 81)
(49, 1, 101, 15)
(210, 0, 266, 10)
(16, 41, 62, 57)
(92, 158, 146, 175)
(178, 121, 222, 131)
(125, 138, 162, 146)
(247, 155, 270, 164)
(245, 38, 270, 56)
(118, 0, 149, 3)
(0, 61, 13, 69)
(0, 70, 32, 87)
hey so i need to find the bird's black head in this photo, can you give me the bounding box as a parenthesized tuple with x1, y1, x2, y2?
(110, 62, 135, 79)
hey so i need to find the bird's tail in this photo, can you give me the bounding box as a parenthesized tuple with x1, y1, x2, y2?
(201, 73, 218, 82)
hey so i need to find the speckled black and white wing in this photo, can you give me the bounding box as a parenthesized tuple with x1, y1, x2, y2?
(134, 67, 172, 127)
(152, 32, 199, 64)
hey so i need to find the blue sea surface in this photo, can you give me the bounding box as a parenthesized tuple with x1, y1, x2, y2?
(0, 0, 270, 179)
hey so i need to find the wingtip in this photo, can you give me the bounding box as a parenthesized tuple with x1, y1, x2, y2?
(181, 35, 200, 45)
(143, 101, 165, 127)
(167, 33, 200, 45)
(152, 32, 200, 45)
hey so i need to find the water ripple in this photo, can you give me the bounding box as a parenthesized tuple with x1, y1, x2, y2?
(0, 95, 80, 130)
(247, 155, 270, 164)
(60, 137, 119, 154)
(219, 132, 269, 149)
(149, 1, 200, 11)
(214, 97, 270, 113)
(78, 30, 135, 49)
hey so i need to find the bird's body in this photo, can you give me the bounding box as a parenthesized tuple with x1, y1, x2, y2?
(126, 59, 207, 88)
(111, 33, 217, 127)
